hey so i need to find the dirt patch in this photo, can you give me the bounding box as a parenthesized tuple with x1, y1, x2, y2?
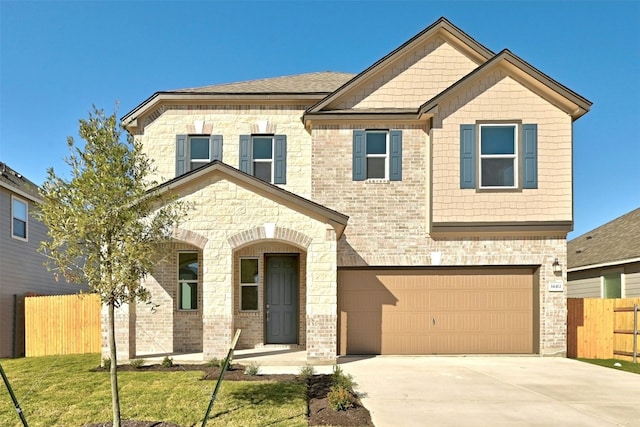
(86, 363, 373, 427)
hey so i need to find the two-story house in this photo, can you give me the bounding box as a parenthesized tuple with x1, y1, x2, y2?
(113, 17, 591, 363)
(0, 162, 76, 357)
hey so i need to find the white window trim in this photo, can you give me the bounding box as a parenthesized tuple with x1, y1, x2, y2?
(240, 257, 259, 312)
(177, 251, 199, 311)
(365, 130, 389, 180)
(11, 195, 28, 242)
(478, 123, 518, 189)
(252, 136, 275, 183)
(189, 136, 211, 171)
(601, 268, 625, 298)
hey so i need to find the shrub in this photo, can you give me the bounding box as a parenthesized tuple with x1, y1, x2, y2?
(244, 362, 261, 376)
(102, 358, 111, 370)
(327, 385, 354, 411)
(129, 359, 144, 369)
(298, 364, 315, 379)
(331, 365, 356, 389)
(161, 356, 173, 368)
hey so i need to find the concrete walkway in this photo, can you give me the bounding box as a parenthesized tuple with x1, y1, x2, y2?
(338, 356, 640, 427)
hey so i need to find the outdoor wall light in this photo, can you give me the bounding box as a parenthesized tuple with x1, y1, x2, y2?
(552, 258, 562, 274)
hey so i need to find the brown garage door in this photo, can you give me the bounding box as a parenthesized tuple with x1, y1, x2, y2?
(338, 268, 537, 355)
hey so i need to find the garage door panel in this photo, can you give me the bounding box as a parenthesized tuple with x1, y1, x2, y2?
(338, 268, 535, 355)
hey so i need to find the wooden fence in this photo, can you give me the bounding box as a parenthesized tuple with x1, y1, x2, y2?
(567, 297, 640, 362)
(25, 294, 101, 357)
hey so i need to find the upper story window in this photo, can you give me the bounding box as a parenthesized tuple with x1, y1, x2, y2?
(479, 124, 517, 188)
(177, 252, 199, 310)
(12, 196, 28, 240)
(460, 123, 537, 190)
(352, 130, 402, 181)
(239, 135, 287, 184)
(175, 134, 223, 177)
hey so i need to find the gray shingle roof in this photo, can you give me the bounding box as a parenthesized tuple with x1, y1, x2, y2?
(0, 162, 41, 200)
(168, 71, 355, 94)
(568, 208, 640, 269)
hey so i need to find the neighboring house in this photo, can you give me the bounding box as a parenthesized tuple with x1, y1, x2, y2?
(567, 208, 640, 298)
(113, 17, 591, 363)
(0, 162, 75, 357)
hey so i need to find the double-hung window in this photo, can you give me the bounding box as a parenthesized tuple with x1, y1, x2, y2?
(460, 123, 537, 190)
(175, 134, 223, 176)
(178, 252, 198, 310)
(239, 135, 287, 184)
(352, 130, 402, 181)
(240, 258, 259, 311)
(12, 196, 27, 240)
(479, 124, 517, 188)
(189, 137, 211, 170)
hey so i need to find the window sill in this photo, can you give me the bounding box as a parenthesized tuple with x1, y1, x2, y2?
(365, 179, 390, 184)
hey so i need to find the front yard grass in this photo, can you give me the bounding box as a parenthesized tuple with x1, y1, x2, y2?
(577, 358, 640, 375)
(0, 354, 307, 427)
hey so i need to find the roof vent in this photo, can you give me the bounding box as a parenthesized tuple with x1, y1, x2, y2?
(586, 235, 592, 240)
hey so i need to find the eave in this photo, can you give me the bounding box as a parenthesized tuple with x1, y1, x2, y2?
(122, 92, 333, 132)
(302, 109, 432, 129)
(430, 221, 573, 237)
(419, 49, 592, 121)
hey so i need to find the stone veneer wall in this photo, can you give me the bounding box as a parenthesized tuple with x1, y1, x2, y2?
(136, 104, 314, 198)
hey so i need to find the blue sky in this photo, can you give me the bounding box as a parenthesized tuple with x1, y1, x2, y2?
(1, 0, 638, 238)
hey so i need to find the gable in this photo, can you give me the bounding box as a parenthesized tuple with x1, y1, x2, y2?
(309, 17, 493, 114)
(151, 161, 348, 238)
(327, 36, 480, 111)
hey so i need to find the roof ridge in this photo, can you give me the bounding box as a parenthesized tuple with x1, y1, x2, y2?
(169, 71, 355, 93)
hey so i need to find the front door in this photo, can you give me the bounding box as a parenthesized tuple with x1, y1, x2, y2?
(265, 255, 298, 344)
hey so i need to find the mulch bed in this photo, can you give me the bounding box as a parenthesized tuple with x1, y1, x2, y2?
(84, 363, 373, 427)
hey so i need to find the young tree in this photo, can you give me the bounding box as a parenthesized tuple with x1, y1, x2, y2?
(38, 106, 189, 427)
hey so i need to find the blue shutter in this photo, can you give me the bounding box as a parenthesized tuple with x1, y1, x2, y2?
(210, 135, 223, 162)
(176, 134, 188, 176)
(522, 124, 538, 189)
(352, 130, 366, 181)
(460, 125, 476, 189)
(389, 130, 402, 181)
(239, 135, 251, 174)
(273, 135, 287, 184)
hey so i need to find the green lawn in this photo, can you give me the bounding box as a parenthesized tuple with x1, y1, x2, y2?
(0, 354, 307, 427)
(577, 358, 640, 375)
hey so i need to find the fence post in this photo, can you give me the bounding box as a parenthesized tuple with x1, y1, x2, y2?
(634, 304, 638, 364)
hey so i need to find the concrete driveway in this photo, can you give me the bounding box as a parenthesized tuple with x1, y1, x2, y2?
(339, 356, 640, 427)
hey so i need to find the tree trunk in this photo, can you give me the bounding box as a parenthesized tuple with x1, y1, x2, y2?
(108, 300, 121, 427)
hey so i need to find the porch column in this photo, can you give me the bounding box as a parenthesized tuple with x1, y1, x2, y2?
(202, 245, 234, 359)
(306, 227, 338, 362)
